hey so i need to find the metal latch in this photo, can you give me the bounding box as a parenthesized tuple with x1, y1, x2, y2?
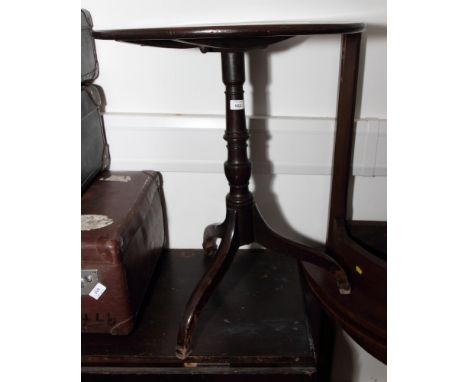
(81, 269, 99, 295)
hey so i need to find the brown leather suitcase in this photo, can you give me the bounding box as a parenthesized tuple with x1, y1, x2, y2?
(81, 170, 166, 335)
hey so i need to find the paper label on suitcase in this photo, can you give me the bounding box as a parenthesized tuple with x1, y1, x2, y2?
(89, 282, 107, 300)
(81, 214, 114, 231)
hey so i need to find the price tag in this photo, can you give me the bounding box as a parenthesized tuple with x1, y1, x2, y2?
(230, 100, 244, 110)
(89, 282, 107, 300)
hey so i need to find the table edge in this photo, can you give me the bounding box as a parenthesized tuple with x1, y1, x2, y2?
(93, 23, 365, 41)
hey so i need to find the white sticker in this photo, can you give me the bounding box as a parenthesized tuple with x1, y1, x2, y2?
(89, 282, 107, 300)
(230, 100, 244, 110)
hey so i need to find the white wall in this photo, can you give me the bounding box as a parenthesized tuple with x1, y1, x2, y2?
(104, 113, 387, 246)
(82, 1, 387, 381)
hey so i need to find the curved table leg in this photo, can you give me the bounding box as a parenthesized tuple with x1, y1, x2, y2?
(202, 221, 226, 256)
(252, 205, 351, 295)
(176, 209, 239, 359)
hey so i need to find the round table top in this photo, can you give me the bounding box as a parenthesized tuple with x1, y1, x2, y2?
(93, 22, 365, 51)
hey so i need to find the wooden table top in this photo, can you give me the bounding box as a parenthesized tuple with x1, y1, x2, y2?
(93, 22, 365, 51)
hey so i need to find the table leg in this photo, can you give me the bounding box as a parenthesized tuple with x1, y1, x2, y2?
(202, 221, 226, 256)
(176, 209, 239, 359)
(252, 205, 351, 295)
(326, 32, 361, 257)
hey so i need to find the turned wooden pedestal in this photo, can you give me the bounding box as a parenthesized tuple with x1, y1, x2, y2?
(175, 50, 351, 359)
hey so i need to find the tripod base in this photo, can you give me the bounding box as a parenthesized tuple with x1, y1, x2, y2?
(176, 202, 350, 359)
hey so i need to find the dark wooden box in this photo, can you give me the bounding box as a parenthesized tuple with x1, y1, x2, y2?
(82, 249, 333, 381)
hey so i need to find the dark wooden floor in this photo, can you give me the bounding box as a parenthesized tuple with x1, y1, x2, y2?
(82, 249, 320, 381)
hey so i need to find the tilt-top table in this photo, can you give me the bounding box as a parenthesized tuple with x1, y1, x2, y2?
(94, 22, 387, 364)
